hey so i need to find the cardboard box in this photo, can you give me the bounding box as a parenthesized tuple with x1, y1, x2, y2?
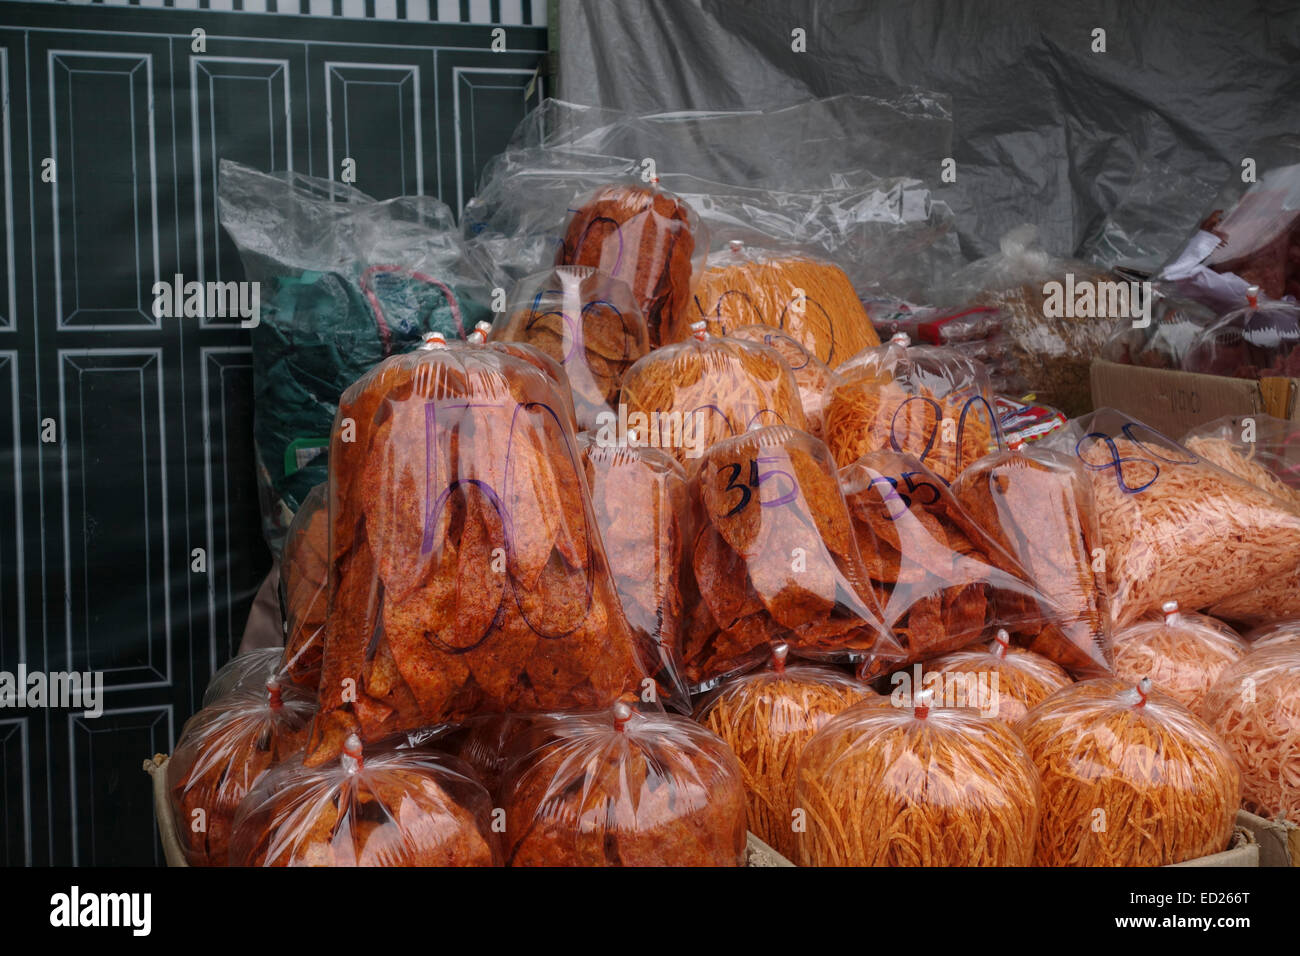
(1090, 359, 1300, 438)
(1168, 822, 1258, 867)
(1235, 810, 1300, 867)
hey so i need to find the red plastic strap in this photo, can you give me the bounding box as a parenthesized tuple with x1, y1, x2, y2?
(360, 264, 467, 354)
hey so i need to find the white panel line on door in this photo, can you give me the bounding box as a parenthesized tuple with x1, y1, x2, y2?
(324, 60, 422, 197)
(451, 65, 538, 216)
(0, 49, 16, 331)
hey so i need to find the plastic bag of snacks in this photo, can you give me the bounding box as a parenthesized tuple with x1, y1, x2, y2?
(1111, 601, 1247, 712)
(950, 441, 1112, 676)
(465, 321, 579, 432)
(927, 629, 1073, 725)
(490, 266, 649, 430)
(1047, 408, 1300, 627)
(442, 714, 533, 800)
(168, 679, 315, 865)
(1184, 285, 1300, 379)
(556, 182, 701, 347)
(696, 644, 871, 860)
(218, 160, 492, 552)
(727, 324, 832, 440)
(202, 647, 285, 708)
(617, 323, 807, 469)
(1200, 645, 1300, 823)
(1246, 620, 1300, 652)
(1099, 288, 1218, 370)
(795, 692, 1041, 866)
(1016, 678, 1240, 866)
(308, 334, 659, 765)
(279, 484, 329, 692)
(578, 433, 690, 710)
(229, 733, 500, 865)
(1182, 414, 1300, 504)
(839, 451, 1055, 679)
(691, 240, 878, 366)
(500, 702, 747, 866)
(824, 332, 1000, 484)
(682, 425, 899, 688)
(938, 224, 1114, 417)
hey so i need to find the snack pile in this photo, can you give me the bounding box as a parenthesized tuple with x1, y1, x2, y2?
(180, 169, 1300, 867)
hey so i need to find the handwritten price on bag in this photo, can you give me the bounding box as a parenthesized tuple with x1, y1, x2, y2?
(717, 455, 799, 516)
(1075, 422, 1199, 494)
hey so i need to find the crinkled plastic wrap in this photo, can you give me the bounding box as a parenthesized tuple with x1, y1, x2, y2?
(950, 443, 1112, 677)
(491, 266, 648, 430)
(727, 324, 832, 440)
(1184, 288, 1300, 379)
(500, 704, 747, 866)
(618, 328, 807, 469)
(1203, 157, 1300, 301)
(307, 338, 659, 765)
(279, 483, 328, 692)
(229, 734, 501, 866)
(691, 241, 878, 366)
(795, 694, 1041, 866)
(683, 425, 898, 689)
(823, 334, 1000, 484)
(464, 325, 580, 433)
(218, 160, 492, 552)
(1047, 409, 1300, 627)
(1099, 288, 1218, 370)
(578, 434, 690, 710)
(697, 644, 870, 860)
(202, 647, 285, 708)
(839, 451, 1054, 679)
(168, 680, 315, 866)
(1016, 678, 1240, 866)
(1246, 620, 1300, 653)
(1112, 602, 1247, 713)
(443, 714, 534, 800)
(938, 225, 1113, 417)
(928, 631, 1073, 725)
(556, 183, 701, 347)
(1200, 645, 1300, 824)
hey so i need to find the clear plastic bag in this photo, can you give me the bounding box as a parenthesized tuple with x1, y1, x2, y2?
(683, 425, 898, 689)
(490, 266, 649, 430)
(938, 225, 1115, 417)
(1183, 286, 1300, 380)
(1099, 287, 1219, 370)
(578, 433, 690, 710)
(1200, 645, 1300, 824)
(726, 324, 832, 441)
(464, 321, 579, 432)
(442, 714, 534, 800)
(229, 733, 501, 866)
(823, 332, 1001, 484)
(218, 160, 493, 552)
(168, 679, 315, 866)
(1015, 677, 1240, 866)
(690, 240, 878, 367)
(1111, 601, 1247, 713)
(1203, 155, 1300, 300)
(795, 692, 1041, 866)
(1245, 620, 1300, 653)
(556, 182, 701, 347)
(617, 325, 807, 469)
(696, 644, 871, 861)
(949, 442, 1113, 677)
(872, 305, 1004, 346)
(1182, 414, 1300, 505)
(307, 334, 659, 766)
(202, 647, 285, 708)
(1046, 408, 1300, 627)
(280, 484, 329, 692)
(928, 630, 1073, 725)
(839, 451, 1054, 679)
(499, 702, 747, 866)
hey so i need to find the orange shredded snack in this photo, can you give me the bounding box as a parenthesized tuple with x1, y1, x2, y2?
(727, 324, 832, 439)
(823, 337, 997, 483)
(795, 694, 1041, 866)
(1200, 645, 1300, 824)
(1183, 435, 1300, 506)
(618, 329, 807, 468)
(928, 630, 1073, 725)
(1111, 602, 1247, 712)
(697, 646, 871, 860)
(1016, 678, 1240, 866)
(1074, 429, 1300, 627)
(692, 247, 878, 366)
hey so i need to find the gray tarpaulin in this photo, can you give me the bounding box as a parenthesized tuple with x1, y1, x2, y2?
(555, 0, 1300, 271)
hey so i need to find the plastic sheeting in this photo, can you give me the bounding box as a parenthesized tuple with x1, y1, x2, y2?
(555, 0, 1300, 271)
